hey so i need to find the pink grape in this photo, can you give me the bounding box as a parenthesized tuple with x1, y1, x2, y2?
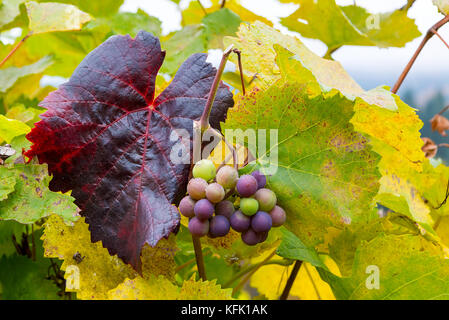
(194, 199, 214, 220)
(230, 210, 251, 232)
(216, 166, 239, 189)
(187, 178, 208, 200)
(270, 205, 286, 227)
(254, 188, 277, 212)
(179, 196, 196, 218)
(251, 170, 266, 189)
(251, 211, 272, 232)
(209, 215, 230, 237)
(188, 217, 209, 237)
(205, 182, 225, 203)
(215, 200, 234, 219)
(241, 229, 260, 246)
(236, 175, 258, 197)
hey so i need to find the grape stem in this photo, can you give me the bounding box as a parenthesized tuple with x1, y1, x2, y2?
(231, 249, 277, 296)
(0, 32, 31, 68)
(196, 0, 208, 15)
(199, 44, 234, 131)
(392, 14, 449, 93)
(233, 48, 246, 95)
(223, 258, 293, 288)
(209, 127, 239, 170)
(192, 235, 207, 280)
(279, 260, 302, 300)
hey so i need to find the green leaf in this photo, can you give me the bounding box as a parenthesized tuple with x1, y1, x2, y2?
(26, 1, 91, 34)
(160, 25, 207, 75)
(224, 82, 380, 249)
(40, 0, 123, 17)
(276, 228, 326, 268)
(0, 167, 17, 201)
(103, 10, 161, 38)
(0, 55, 53, 93)
(0, 220, 25, 257)
(0, 228, 62, 299)
(320, 233, 449, 299)
(280, 0, 420, 51)
(0, 115, 30, 143)
(0, 163, 78, 224)
(202, 8, 242, 49)
(5, 104, 44, 126)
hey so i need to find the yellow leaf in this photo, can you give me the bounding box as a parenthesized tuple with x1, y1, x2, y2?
(42, 214, 178, 299)
(26, 1, 91, 34)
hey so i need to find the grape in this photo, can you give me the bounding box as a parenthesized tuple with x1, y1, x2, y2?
(236, 175, 258, 197)
(251, 170, 266, 189)
(251, 211, 272, 232)
(230, 210, 251, 232)
(215, 200, 234, 219)
(194, 199, 215, 220)
(270, 205, 286, 227)
(254, 188, 277, 212)
(205, 182, 225, 203)
(241, 229, 260, 246)
(239, 198, 259, 216)
(187, 178, 208, 200)
(258, 230, 269, 243)
(209, 215, 230, 237)
(192, 159, 216, 181)
(188, 217, 209, 237)
(179, 196, 196, 218)
(216, 166, 238, 189)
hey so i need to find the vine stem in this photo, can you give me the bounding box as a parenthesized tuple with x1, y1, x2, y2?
(438, 104, 449, 115)
(279, 260, 302, 300)
(196, 0, 207, 15)
(232, 249, 277, 296)
(232, 48, 246, 95)
(392, 14, 449, 94)
(199, 44, 234, 131)
(0, 33, 31, 68)
(192, 235, 207, 280)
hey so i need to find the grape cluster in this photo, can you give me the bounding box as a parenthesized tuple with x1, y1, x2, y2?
(179, 159, 286, 246)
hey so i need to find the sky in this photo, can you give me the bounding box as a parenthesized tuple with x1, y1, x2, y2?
(120, 0, 449, 98)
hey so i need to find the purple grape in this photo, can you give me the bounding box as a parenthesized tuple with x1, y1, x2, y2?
(254, 188, 277, 212)
(251, 211, 272, 232)
(205, 182, 225, 203)
(194, 199, 214, 220)
(216, 166, 239, 189)
(230, 210, 251, 232)
(187, 178, 208, 200)
(236, 175, 258, 197)
(251, 170, 266, 189)
(179, 196, 196, 218)
(270, 205, 286, 227)
(241, 229, 260, 246)
(209, 215, 230, 237)
(258, 231, 269, 243)
(188, 217, 209, 237)
(215, 200, 235, 219)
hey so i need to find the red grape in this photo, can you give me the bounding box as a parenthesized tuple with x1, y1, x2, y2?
(194, 199, 214, 220)
(187, 178, 208, 200)
(251, 211, 272, 232)
(241, 229, 260, 246)
(179, 196, 195, 218)
(205, 182, 225, 203)
(209, 215, 230, 237)
(215, 200, 234, 219)
(230, 210, 251, 232)
(251, 170, 266, 189)
(270, 205, 286, 227)
(236, 174, 258, 197)
(188, 217, 209, 237)
(216, 166, 239, 189)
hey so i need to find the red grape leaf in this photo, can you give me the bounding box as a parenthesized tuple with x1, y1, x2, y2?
(25, 31, 234, 272)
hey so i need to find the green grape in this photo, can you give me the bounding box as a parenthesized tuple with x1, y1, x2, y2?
(240, 198, 259, 216)
(192, 159, 216, 181)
